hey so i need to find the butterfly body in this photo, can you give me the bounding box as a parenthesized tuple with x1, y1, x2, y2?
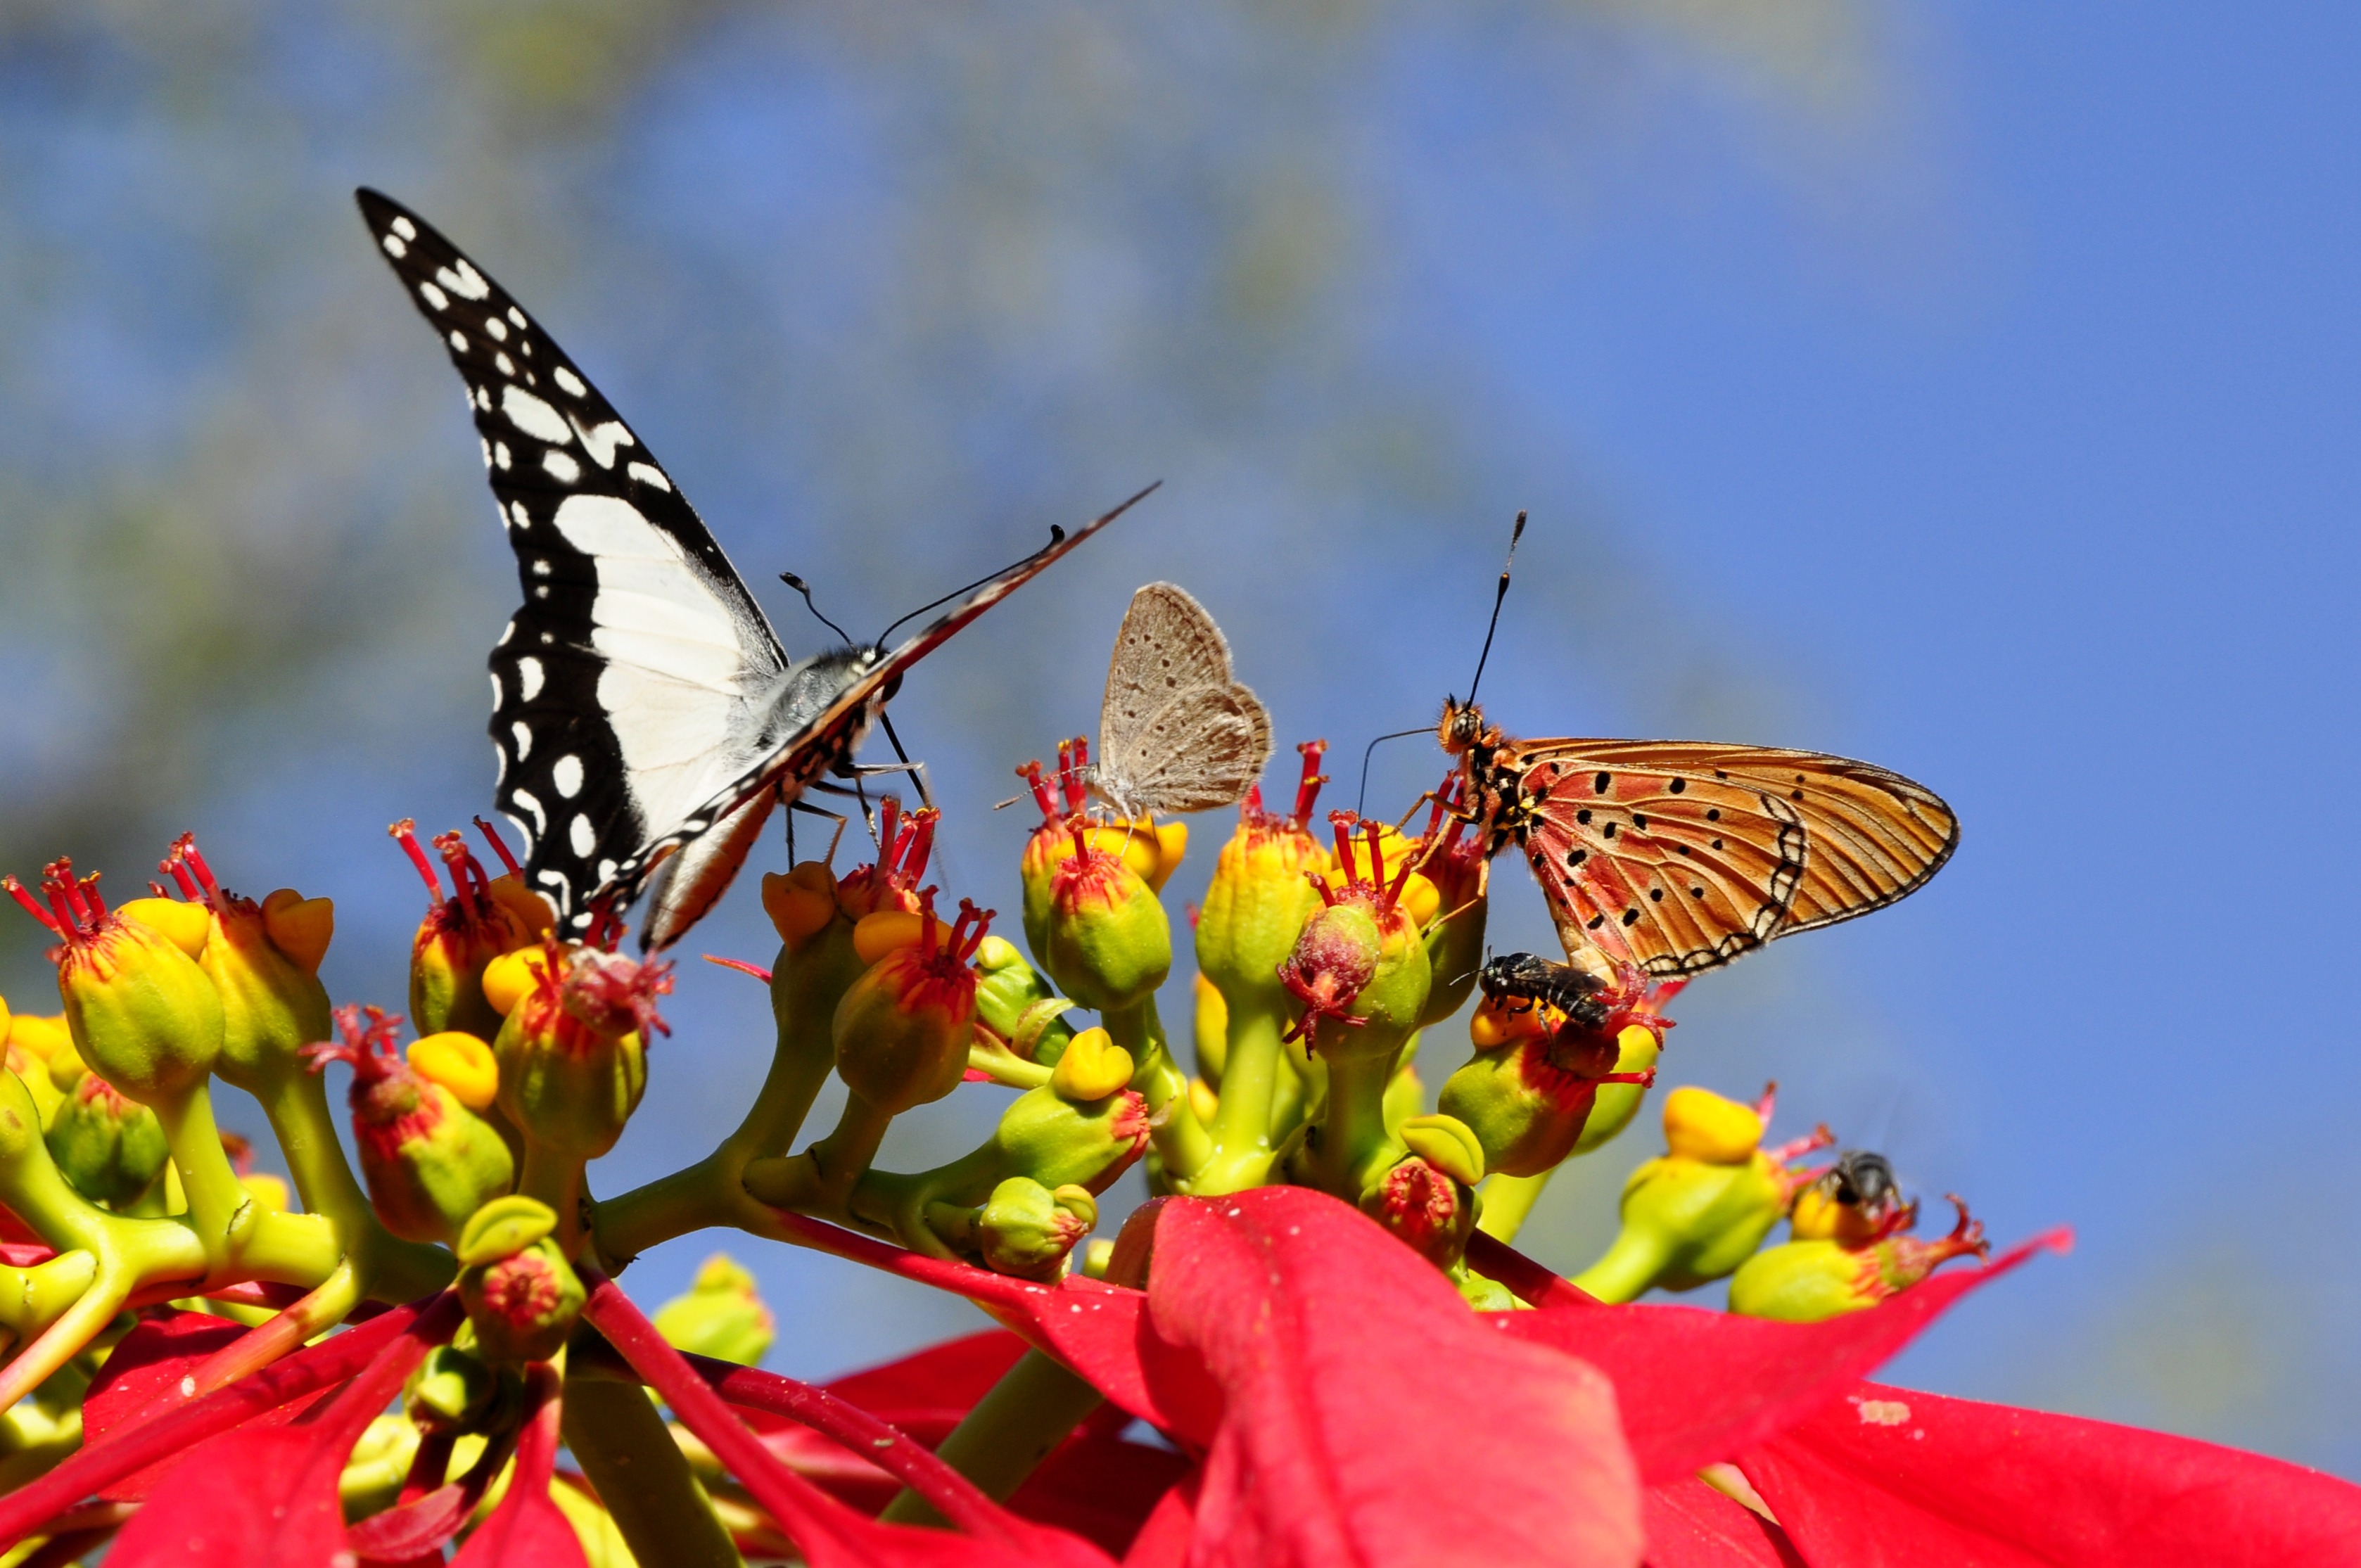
(1440, 700, 1956, 981)
(361, 187, 1144, 948)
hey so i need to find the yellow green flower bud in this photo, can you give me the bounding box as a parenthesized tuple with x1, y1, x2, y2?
(653, 1253, 775, 1366)
(406, 1341, 509, 1434)
(1193, 743, 1331, 1010)
(45, 1071, 170, 1205)
(393, 820, 539, 1040)
(459, 1235, 585, 1363)
(1278, 819, 1433, 1064)
(1731, 1198, 1992, 1322)
(1034, 827, 1170, 1014)
(832, 897, 991, 1116)
(1439, 994, 1664, 1178)
(10, 858, 224, 1104)
(307, 1005, 514, 1245)
(972, 935, 1077, 1068)
(993, 1079, 1153, 1193)
(492, 945, 661, 1163)
(1569, 1084, 1831, 1304)
(158, 836, 333, 1094)
(971, 1178, 1097, 1280)
(762, 862, 840, 950)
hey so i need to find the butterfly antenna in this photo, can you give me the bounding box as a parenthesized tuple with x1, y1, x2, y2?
(779, 573, 854, 644)
(1463, 509, 1527, 708)
(1356, 727, 1437, 817)
(875, 525, 1070, 648)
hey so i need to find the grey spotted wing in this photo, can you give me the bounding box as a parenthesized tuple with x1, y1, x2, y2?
(1096, 582, 1273, 815)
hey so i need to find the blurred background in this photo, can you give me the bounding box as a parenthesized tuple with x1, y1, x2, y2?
(1, 3, 2354, 1475)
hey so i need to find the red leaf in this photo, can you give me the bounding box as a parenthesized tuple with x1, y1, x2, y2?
(451, 1366, 587, 1568)
(1494, 1232, 2066, 1482)
(1007, 1425, 1192, 1555)
(1736, 1380, 2361, 1567)
(1641, 1477, 1801, 1568)
(84, 1313, 250, 1443)
(103, 1295, 459, 1566)
(822, 1330, 1031, 1417)
(1143, 1187, 1643, 1568)
(0, 1296, 440, 1553)
(1119, 1474, 1199, 1568)
(583, 1273, 1117, 1568)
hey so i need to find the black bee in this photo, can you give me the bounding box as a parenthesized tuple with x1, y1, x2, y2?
(1477, 951, 1608, 1029)
(1821, 1149, 1897, 1212)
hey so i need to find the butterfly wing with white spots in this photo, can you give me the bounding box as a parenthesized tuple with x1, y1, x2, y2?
(358, 189, 1147, 948)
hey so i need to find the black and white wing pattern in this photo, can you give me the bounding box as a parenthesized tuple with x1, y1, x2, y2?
(360, 188, 796, 936)
(358, 189, 1150, 950)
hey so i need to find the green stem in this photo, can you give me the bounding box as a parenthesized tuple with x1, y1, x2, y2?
(1106, 997, 1210, 1186)
(149, 1083, 245, 1277)
(520, 1142, 589, 1257)
(1475, 1170, 1554, 1244)
(255, 1069, 451, 1302)
(1568, 1229, 1670, 1304)
(563, 1357, 744, 1568)
(1302, 1048, 1399, 1199)
(1192, 1002, 1287, 1196)
(877, 1349, 1105, 1526)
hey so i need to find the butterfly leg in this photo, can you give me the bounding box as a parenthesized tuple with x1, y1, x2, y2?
(876, 711, 934, 809)
(785, 799, 851, 868)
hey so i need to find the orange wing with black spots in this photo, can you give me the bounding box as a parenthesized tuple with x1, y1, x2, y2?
(1501, 738, 1958, 978)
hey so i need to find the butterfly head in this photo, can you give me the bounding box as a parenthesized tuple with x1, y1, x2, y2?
(1436, 698, 1496, 757)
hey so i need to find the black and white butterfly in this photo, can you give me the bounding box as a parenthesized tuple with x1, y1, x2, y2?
(357, 189, 1149, 950)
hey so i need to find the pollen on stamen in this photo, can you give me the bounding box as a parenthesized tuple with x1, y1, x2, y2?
(389, 820, 445, 904)
(473, 815, 524, 877)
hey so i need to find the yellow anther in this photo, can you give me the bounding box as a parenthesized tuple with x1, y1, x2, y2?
(761, 862, 838, 947)
(410, 1030, 501, 1111)
(116, 897, 212, 960)
(480, 946, 555, 1019)
(6, 1012, 68, 1063)
(485, 874, 556, 938)
(1399, 1112, 1487, 1187)
(259, 888, 335, 973)
(1662, 1085, 1766, 1164)
(1050, 1026, 1135, 1102)
(852, 909, 953, 965)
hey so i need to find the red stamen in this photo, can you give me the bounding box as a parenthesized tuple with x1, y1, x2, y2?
(1752, 1081, 1778, 1126)
(147, 881, 170, 900)
(1063, 737, 1090, 812)
(1306, 869, 1337, 907)
(160, 852, 202, 901)
(1069, 823, 1093, 862)
(80, 874, 106, 922)
(1291, 741, 1330, 829)
(1330, 817, 1359, 881)
(4, 877, 63, 936)
(877, 797, 903, 864)
(915, 887, 940, 960)
(174, 835, 225, 910)
(1239, 783, 1265, 820)
(433, 832, 490, 903)
(388, 820, 443, 903)
(903, 810, 938, 881)
(49, 862, 92, 928)
(1017, 760, 1060, 822)
(701, 955, 773, 985)
(472, 816, 523, 877)
(1765, 1123, 1838, 1167)
(1364, 822, 1387, 893)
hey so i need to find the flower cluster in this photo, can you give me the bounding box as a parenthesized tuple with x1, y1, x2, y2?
(0, 718, 2350, 1567)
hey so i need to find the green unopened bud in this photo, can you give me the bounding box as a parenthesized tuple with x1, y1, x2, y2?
(992, 1080, 1154, 1194)
(653, 1253, 775, 1366)
(307, 1006, 514, 1246)
(405, 1342, 507, 1434)
(970, 1177, 1097, 1280)
(972, 936, 1077, 1066)
(1439, 1021, 1662, 1178)
(832, 898, 991, 1116)
(459, 1236, 584, 1363)
(1360, 1154, 1476, 1270)
(158, 836, 336, 1093)
(1569, 1085, 1825, 1304)
(13, 858, 224, 1104)
(1278, 899, 1429, 1063)
(46, 1072, 169, 1205)
(1194, 745, 1331, 1009)
(393, 822, 539, 1040)
(493, 945, 664, 1161)
(5, 1043, 61, 1133)
(341, 1413, 421, 1519)
(457, 1194, 558, 1266)
(1398, 1113, 1485, 1186)
(1036, 829, 1169, 1014)
(1731, 1199, 1991, 1322)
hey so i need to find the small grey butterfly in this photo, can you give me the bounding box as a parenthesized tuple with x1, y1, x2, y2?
(1090, 582, 1273, 818)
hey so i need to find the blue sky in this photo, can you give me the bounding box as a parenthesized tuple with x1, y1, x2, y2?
(0, 4, 2352, 1474)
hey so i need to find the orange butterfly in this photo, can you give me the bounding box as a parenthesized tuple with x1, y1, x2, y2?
(1439, 701, 1958, 979)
